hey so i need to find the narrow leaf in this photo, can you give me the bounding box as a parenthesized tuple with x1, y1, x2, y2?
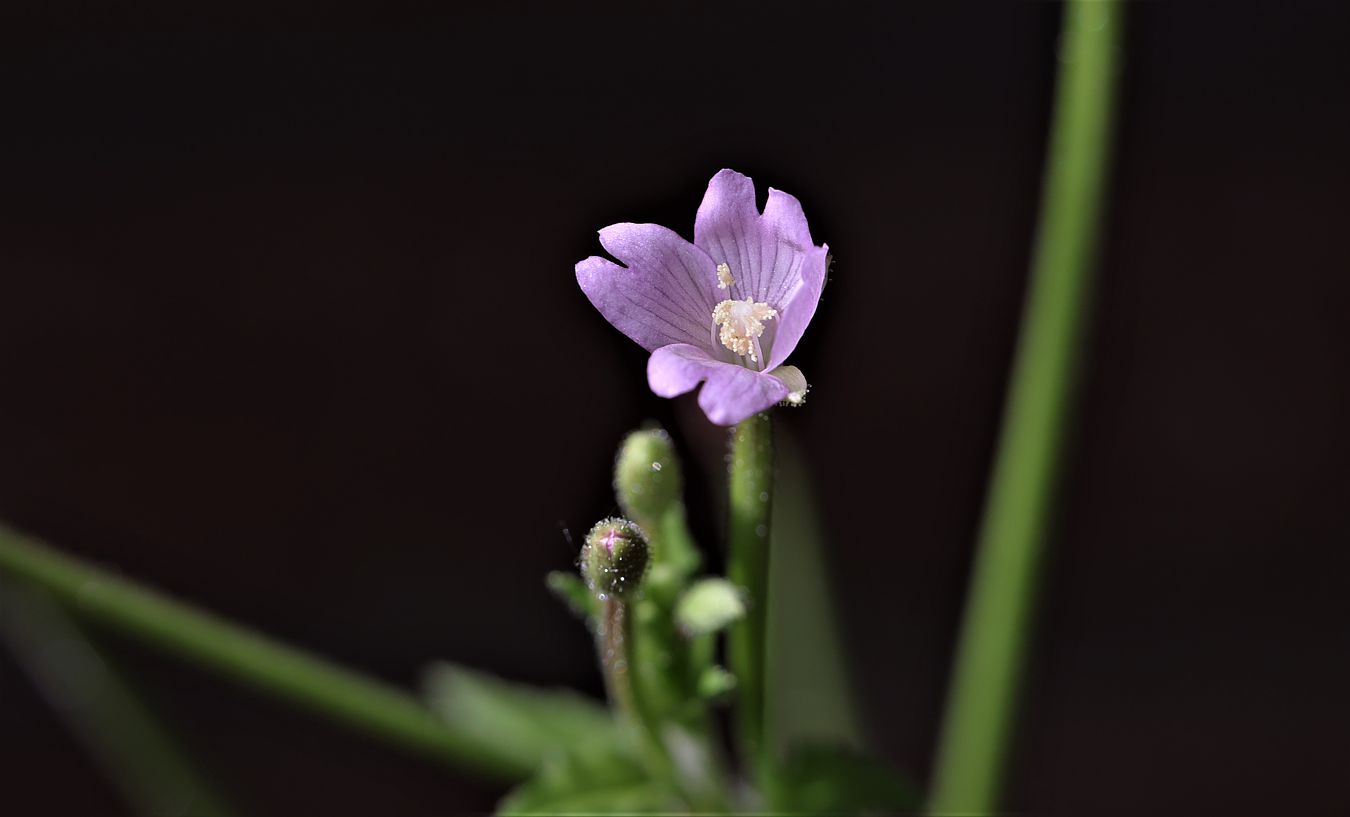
(765, 430, 866, 752)
(497, 740, 680, 815)
(422, 662, 616, 771)
(546, 571, 597, 619)
(769, 743, 919, 815)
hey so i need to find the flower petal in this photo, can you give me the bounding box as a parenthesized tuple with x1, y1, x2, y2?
(647, 343, 789, 426)
(693, 170, 827, 368)
(764, 241, 828, 370)
(576, 223, 720, 352)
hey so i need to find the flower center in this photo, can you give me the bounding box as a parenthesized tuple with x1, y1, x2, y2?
(712, 297, 777, 364)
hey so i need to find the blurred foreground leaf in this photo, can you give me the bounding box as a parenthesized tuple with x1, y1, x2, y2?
(696, 665, 736, 702)
(1, 583, 240, 817)
(674, 578, 746, 636)
(769, 743, 919, 815)
(422, 662, 616, 771)
(765, 430, 866, 753)
(546, 571, 598, 620)
(0, 522, 524, 780)
(497, 740, 681, 815)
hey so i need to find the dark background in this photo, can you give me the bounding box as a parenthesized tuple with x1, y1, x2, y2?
(2, 2, 1348, 814)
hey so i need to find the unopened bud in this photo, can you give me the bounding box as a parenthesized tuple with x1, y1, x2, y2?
(614, 428, 683, 526)
(581, 518, 650, 600)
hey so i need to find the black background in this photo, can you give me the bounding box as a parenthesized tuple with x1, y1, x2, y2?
(2, 2, 1348, 814)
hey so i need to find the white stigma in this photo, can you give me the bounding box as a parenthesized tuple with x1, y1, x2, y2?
(712, 297, 777, 363)
(716, 262, 736, 289)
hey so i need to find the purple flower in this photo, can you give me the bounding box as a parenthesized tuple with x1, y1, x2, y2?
(576, 169, 828, 426)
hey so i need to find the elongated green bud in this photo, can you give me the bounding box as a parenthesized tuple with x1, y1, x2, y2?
(614, 428, 682, 527)
(581, 518, 649, 600)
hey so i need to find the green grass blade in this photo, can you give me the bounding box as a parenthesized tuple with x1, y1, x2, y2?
(927, 2, 1125, 812)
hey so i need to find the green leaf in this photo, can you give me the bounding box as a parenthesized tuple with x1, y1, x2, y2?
(674, 578, 746, 637)
(500, 779, 676, 815)
(655, 504, 702, 582)
(546, 571, 598, 619)
(422, 662, 616, 772)
(765, 431, 867, 752)
(695, 665, 736, 702)
(497, 740, 681, 815)
(630, 593, 688, 726)
(769, 743, 919, 815)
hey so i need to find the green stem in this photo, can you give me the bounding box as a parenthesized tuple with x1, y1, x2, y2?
(599, 598, 677, 788)
(0, 521, 527, 782)
(599, 597, 636, 716)
(640, 497, 733, 805)
(928, 2, 1123, 813)
(619, 601, 667, 758)
(726, 412, 773, 773)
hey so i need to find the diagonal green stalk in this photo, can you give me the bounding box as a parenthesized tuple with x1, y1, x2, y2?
(726, 412, 773, 775)
(928, 1, 1124, 813)
(0, 521, 527, 782)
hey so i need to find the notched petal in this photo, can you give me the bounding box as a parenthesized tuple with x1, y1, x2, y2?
(692, 171, 828, 369)
(576, 223, 720, 352)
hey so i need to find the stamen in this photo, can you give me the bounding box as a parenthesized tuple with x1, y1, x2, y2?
(712, 297, 777, 363)
(716, 262, 736, 289)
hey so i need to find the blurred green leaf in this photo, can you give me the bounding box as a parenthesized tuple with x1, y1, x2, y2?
(2, 583, 241, 817)
(655, 505, 702, 583)
(695, 665, 736, 702)
(546, 571, 598, 620)
(766, 431, 866, 753)
(641, 562, 684, 608)
(631, 594, 686, 724)
(422, 662, 616, 771)
(685, 631, 714, 684)
(497, 740, 681, 815)
(674, 578, 746, 637)
(769, 743, 919, 815)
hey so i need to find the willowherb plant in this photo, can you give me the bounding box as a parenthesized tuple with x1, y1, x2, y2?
(0, 3, 1124, 811)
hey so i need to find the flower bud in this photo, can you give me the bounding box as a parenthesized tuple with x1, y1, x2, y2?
(581, 518, 650, 600)
(614, 428, 683, 526)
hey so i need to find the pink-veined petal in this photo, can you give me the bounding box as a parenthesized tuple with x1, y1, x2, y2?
(647, 343, 790, 426)
(576, 223, 720, 352)
(692, 170, 827, 368)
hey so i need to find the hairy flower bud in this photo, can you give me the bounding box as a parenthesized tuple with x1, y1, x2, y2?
(614, 428, 683, 526)
(581, 518, 650, 600)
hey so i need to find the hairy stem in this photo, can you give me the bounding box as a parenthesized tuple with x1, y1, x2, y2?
(599, 597, 636, 716)
(726, 412, 774, 773)
(928, 1, 1124, 812)
(599, 597, 679, 790)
